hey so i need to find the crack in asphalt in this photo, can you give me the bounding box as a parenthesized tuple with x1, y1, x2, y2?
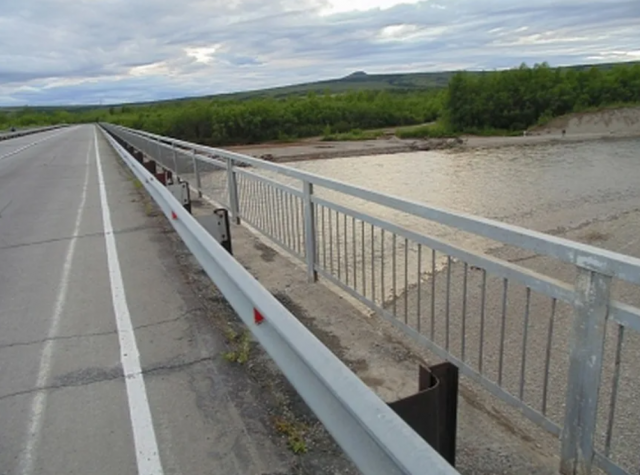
(0, 355, 217, 403)
(0, 329, 118, 351)
(0, 200, 12, 218)
(0, 224, 155, 252)
(0, 308, 202, 352)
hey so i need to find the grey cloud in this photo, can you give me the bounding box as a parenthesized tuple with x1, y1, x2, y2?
(0, 0, 638, 105)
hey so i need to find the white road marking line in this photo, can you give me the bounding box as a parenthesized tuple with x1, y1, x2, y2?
(93, 127, 164, 475)
(0, 127, 74, 161)
(19, 130, 92, 475)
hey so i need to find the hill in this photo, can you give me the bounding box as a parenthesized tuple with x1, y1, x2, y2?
(155, 60, 640, 104)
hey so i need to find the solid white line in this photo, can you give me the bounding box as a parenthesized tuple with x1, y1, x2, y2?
(19, 129, 92, 475)
(93, 127, 164, 475)
(0, 127, 73, 161)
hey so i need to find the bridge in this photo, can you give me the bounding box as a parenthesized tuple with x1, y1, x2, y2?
(1, 124, 638, 475)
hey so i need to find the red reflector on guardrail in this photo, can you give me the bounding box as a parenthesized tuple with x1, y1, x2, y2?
(171, 211, 178, 220)
(254, 309, 265, 325)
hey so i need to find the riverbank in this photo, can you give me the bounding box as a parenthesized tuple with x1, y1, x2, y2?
(229, 106, 640, 163)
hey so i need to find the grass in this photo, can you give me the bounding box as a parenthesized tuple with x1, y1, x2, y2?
(133, 178, 143, 189)
(273, 416, 308, 454)
(322, 129, 385, 141)
(396, 121, 459, 139)
(223, 326, 252, 364)
(462, 127, 524, 137)
(580, 230, 610, 244)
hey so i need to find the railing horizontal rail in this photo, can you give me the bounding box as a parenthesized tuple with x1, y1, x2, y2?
(0, 125, 67, 141)
(609, 301, 640, 333)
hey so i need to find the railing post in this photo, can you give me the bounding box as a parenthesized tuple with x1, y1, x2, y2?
(191, 150, 202, 198)
(303, 181, 317, 282)
(172, 143, 178, 175)
(560, 268, 611, 475)
(226, 157, 240, 225)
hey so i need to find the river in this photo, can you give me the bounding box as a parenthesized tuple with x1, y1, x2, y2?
(282, 137, 640, 248)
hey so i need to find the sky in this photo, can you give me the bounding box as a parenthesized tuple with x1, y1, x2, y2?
(0, 0, 639, 106)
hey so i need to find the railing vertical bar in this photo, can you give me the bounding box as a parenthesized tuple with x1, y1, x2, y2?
(392, 234, 397, 317)
(327, 208, 333, 275)
(604, 325, 625, 457)
(404, 238, 409, 325)
(371, 224, 376, 305)
(417, 245, 422, 333)
(381, 230, 386, 305)
(277, 188, 286, 245)
(321, 206, 327, 270)
(461, 262, 468, 362)
(257, 179, 265, 232)
(289, 193, 296, 253)
(303, 182, 317, 281)
(498, 278, 509, 387)
(445, 256, 452, 351)
(519, 287, 531, 401)
(284, 192, 292, 250)
(361, 220, 366, 298)
(479, 269, 487, 374)
(431, 249, 436, 341)
(315, 202, 321, 265)
(268, 182, 277, 239)
(542, 298, 556, 416)
(352, 216, 357, 291)
(336, 211, 342, 281)
(344, 213, 349, 287)
(295, 195, 303, 255)
(250, 178, 257, 228)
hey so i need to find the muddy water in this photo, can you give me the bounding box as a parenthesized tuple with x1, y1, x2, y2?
(286, 137, 640, 243)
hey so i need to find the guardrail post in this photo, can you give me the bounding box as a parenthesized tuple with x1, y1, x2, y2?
(226, 157, 240, 225)
(303, 181, 317, 282)
(172, 143, 179, 176)
(191, 150, 203, 198)
(560, 268, 612, 475)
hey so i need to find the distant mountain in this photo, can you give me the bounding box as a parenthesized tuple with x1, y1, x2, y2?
(163, 60, 640, 103)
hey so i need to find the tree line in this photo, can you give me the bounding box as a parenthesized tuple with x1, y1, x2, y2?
(2, 61, 639, 142)
(446, 62, 640, 132)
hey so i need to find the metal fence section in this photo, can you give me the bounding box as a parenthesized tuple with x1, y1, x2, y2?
(0, 124, 67, 141)
(100, 125, 460, 475)
(102, 123, 640, 475)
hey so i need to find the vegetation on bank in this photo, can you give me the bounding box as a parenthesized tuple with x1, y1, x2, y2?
(446, 62, 640, 132)
(1, 61, 639, 144)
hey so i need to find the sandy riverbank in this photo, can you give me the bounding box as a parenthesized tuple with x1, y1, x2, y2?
(229, 106, 640, 163)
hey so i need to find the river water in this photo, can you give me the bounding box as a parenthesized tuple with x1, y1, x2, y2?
(284, 137, 640, 244)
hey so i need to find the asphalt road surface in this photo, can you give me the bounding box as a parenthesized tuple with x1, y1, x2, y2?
(0, 125, 291, 475)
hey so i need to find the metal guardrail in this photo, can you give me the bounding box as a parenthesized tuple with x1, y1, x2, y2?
(0, 125, 67, 141)
(102, 123, 640, 475)
(99, 125, 460, 475)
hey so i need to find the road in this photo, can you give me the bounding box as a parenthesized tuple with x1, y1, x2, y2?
(0, 125, 291, 475)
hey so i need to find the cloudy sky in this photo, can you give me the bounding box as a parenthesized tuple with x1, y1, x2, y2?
(1, 0, 638, 106)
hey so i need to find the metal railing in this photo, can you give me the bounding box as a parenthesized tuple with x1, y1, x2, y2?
(100, 125, 459, 475)
(0, 125, 67, 141)
(102, 123, 640, 475)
